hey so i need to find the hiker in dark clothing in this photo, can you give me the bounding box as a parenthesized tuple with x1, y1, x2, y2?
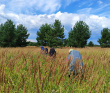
(49, 48, 56, 57)
(44, 48, 48, 55)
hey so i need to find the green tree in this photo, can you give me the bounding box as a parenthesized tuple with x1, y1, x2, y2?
(63, 38, 68, 47)
(16, 24, 30, 47)
(68, 21, 91, 47)
(0, 20, 16, 47)
(68, 28, 76, 47)
(53, 19, 65, 47)
(45, 19, 65, 47)
(45, 28, 55, 47)
(97, 28, 110, 47)
(0, 24, 4, 46)
(0, 20, 29, 47)
(36, 23, 52, 46)
(88, 41, 94, 47)
(36, 20, 65, 47)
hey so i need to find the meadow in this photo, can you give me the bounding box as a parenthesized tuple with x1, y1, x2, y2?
(0, 47, 110, 93)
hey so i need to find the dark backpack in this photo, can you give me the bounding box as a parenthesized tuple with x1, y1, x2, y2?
(44, 48, 48, 54)
(49, 48, 56, 57)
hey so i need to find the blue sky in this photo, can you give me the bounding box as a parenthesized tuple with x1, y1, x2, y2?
(0, 0, 110, 44)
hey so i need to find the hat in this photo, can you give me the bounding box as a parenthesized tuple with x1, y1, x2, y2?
(69, 49, 73, 53)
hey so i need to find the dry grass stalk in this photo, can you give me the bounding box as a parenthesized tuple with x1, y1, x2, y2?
(89, 76, 102, 93)
(3, 83, 6, 93)
(1, 67, 4, 83)
(33, 62, 37, 83)
(64, 74, 79, 90)
(52, 65, 57, 77)
(62, 69, 69, 84)
(69, 70, 75, 82)
(15, 59, 19, 73)
(83, 63, 94, 81)
(108, 82, 110, 93)
(21, 73, 26, 87)
(57, 72, 64, 86)
(55, 75, 59, 88)
(84, 69, 98, 88)
(7, 85, 10, 93)
(38, 63, 41, 85)
(17, 81, 22, 93)
(48, 63, 52, 82)
(41, 76, 46, 92)
(23, 53, 27, 62)
(60, 86, 62, 93)
(28, 66, 32, 79)
(0, 85, 1, 93)
(23, 83, 26, 93)
(36, 79, 40, 93)
(18, 62, 23, 72)
(70, 74, 79, 85)
(59, 65, 64, 74)
(8, 77, 14, 89)
(71, 89, 75, 93)
(96, 73, 107, 93)
(89, 73, 107, 93)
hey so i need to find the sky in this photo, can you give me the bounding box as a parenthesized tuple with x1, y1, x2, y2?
(0, 0, 110, 45)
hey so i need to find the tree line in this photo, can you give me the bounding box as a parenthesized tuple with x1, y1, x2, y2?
(0, 19, 110, 48)
(0, 20, 29, 47)
(36, 19, 110, 48)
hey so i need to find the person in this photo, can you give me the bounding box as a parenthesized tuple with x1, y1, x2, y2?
(49, 48, 56, 57)
(44, 48, 48, 55)
(67, 49, 83, 76)
(40, 46, 44, 54)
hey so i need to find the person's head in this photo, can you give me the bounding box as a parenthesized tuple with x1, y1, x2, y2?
(69, 49, 73, 54)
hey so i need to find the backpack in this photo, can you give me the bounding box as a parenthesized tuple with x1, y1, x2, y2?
(44, 48, 48, 54)
(49, 48, 56, 57)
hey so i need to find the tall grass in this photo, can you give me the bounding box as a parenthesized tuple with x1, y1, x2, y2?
(0, 47, 110, 93)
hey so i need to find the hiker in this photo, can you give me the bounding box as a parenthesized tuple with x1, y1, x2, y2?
(40, 46, 44, 54)
(44, 48, 48, 55)
(67, 49, 83, 76)
(49, 48, 56, 57)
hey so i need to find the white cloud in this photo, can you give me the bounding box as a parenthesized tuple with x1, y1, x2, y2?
(64, 0, 78, 7)
(1, 10, 110, 33)
(0, 9, 110, 44)
(77, 8, 92, 14)
(93, 3, 110, 13)
(98, 1, 103, 4)
(0, 4, 5, 13)
(0, 11, 110, 29)
(0, 4, 7, 24)
(27, 39, 37, 42)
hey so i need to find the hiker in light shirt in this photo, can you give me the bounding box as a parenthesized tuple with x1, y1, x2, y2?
(67, 49, 83, 76)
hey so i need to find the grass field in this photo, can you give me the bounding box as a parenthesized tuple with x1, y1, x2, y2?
(0, 47, 110, 93)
